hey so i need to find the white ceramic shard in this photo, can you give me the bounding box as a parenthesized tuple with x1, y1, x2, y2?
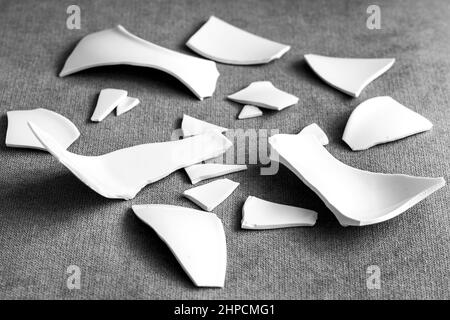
(181, 114, 228, 137)
(183, 178, 239, 212)
(116, 96, 140, 116)
(132, 204, 226, 287)
(6, 108, 80, 151)
(59, 25, 219, 100)
(238, 105, 263, 119)
(343, 96, 433, 151)
(298, 123, 329, 145)
(185, 163, 248, 184)
(228, 81, 298, 111)
(186, 16, 290, 65)
(91, 88, 127, 122)
(269, 130, 445, 226)
(304, 54, 395, 97)
(241, 196, 317, 229)
(28, 122, 232, 200)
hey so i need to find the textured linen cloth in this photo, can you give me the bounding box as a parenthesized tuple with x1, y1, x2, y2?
(0, 0, 448, 299)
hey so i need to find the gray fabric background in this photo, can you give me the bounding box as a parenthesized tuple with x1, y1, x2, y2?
(0, 0, 448, 299)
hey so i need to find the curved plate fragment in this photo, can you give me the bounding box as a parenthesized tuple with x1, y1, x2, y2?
(238, 105, 263, 119)
(185, 163, 247, 184)
(28, 122, 232, 200)
(228, 81, 299, 111)
(304, 54, 395, 97)
(132, 204, 226, 287)
(343, 96, 433, 151)
(298, 123, 328, 145)
(181, 114, 228, 137)
(269, 130, 445, 226)
(6, 108, 80, 150)
(116, 96, 140, 116)
(242, 196, 317, 229)
(186, 16, 290, 65)
(91, 88, 127, 122)
(59, 25, 220, 100)
(183, 178, 239, 211)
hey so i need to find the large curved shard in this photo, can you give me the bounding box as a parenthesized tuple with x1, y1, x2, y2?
(304, 54, 395, 97)
(269, 130, 445, 226)
(59, 25, 220, 100)
(187, 16, 290, 65)
(28, 122, 232, 200)
(343, 96, 433, 151)
(132, 204, 227, 288)
(6, 108, 80, 151)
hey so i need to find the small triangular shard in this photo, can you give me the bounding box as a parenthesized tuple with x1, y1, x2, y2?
(238, 105, 263, 119)
(91, 89, 127, 122)
(304, 54, 395, 97)
(116, 97, 140, 116)
(183, 178, 239, 211)
(181, 114, 228, 137)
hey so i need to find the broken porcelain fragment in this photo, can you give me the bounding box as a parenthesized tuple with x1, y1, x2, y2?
(6, 108, 80, 150)
(304, 54, 395, 97)
(59, 25, 219, 100)
(238, 105, 263, 119)
(269, 129, 445, 226)
(228, 81, 298, 111)
(132, 204, 226, 287)
(185, 163, 247, 184)
(343, 96, 433, 151)
(186, 16, 290, 65)
(183, 178, 239, 212)
(116, 96, 140, 116)
(241, 196, 317, 229)
(28, 122, 232, 200)
(91, 88, 127, 122)
(298, 123, 328, 145)
(181, 114, 228, 137)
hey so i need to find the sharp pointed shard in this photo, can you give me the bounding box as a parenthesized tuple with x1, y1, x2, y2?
(116, 96, 140, 116)
(6, 108, 80, 150)
(228, 81, 298, 111)
(185, 163, 247, 184)
(238, 105, 263, 119)
(298, 123, 329, 145)
(241, 196, 317, 229)
(304, 54, 395, 97)
(343, 96, 433, 151)
(91, 89, 127, 122)
(181, 114, 228, 137)
(132, 204, 227, 287)
(186, 16, 290, 65)
(183, 178, 239, 211)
